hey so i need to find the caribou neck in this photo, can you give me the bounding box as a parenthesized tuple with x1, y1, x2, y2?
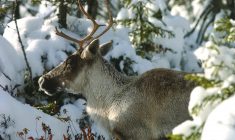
(82, 57, 132, 104)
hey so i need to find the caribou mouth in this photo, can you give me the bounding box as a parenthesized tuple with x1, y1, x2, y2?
(39, 88, 54, 96)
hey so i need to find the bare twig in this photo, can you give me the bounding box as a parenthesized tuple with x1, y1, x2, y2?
(0, 70, 11, 81)
(55, 0, 113, 49)
(0, 84, 6, 91)
(0, 84, 20, 95)
(13, 0, 34, 86)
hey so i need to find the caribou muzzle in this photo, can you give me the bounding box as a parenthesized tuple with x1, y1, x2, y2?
(38, 76, 62, 96)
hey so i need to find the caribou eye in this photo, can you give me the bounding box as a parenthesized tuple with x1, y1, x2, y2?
(64, 55, 78, 70)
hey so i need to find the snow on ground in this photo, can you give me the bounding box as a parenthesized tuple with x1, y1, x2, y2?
(0, 80, 107, 139)
(0, 90, 67, 139)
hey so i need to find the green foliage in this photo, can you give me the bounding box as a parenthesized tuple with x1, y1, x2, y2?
(36, 102, 59, 116)
(0, 7, 8, 15)
(168, 134, 184, 140)
(191, 86, 235, 116)
(168, 125, 203, 140)
(0, 1, 12, 17)
(185, 46, 235, 116)
(215, 18, 235, 43)
(31, 0, 41, 5)
(110, 56, 138, 76)
(171, 17, 235, 140)
(185, 125, 203, 140)
(185, 74, 219, 89)
(118, 1, 173, 58)
(122, 0, 131, 6)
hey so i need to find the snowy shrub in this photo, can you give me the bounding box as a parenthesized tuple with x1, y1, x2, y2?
(2, 15, 79, 106)
(0, 114, 15, 140)
(116, 0, 200, 73)
(171, 18, 235, 140)
(117, 0, 173, 57)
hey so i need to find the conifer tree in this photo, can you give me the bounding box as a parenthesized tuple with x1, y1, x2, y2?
(169, 18, 235, 140)
(117, 0, 173, 58)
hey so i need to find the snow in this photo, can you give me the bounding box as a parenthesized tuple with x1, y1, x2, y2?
(173, 16, 235, 138)
(116, 8, 129, 20)
(190, 87, 221, 122)
(192, 0, 205, 17)
(195, 41, 235, 81)
(0, 86, 107, 139)
(0, 0, 235, 139)
(3, 17, 44, 53)
(201, 95, 235, 140)
(171, 5, 190, 20)
(222, 75, 235, 88)
(173, 120, 202, 137)
(163, 15, 190, 32)
(0, 15, 91, 139)
(146, 2, 159, 13)
(3, 16, 76, 78)
(156, 0, 167, 12)
(0, 36, 24, 85)
(37, 0, 56, 18)
(1, 12, 166, 138)
(0, 90, 67, 139)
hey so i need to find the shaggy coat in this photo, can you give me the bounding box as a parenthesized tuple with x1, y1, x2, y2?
(39, 39, 195, 140)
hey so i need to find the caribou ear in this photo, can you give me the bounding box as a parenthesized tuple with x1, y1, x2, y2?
(81, 39, 100, 59)
(99, 40, 113, 56)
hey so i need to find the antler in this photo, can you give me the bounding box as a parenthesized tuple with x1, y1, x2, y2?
(55, 0, 113, 49)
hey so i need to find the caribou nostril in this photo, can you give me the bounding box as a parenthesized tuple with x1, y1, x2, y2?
(38, 77, 49, 90)
(38, 77, 46, 87)
(38, 76, 60, 95)
(38, 77, 44, 90)
(38, 77, 43, 84)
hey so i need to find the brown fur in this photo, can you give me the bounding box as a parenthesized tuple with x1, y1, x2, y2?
(39, 39, 195, 139)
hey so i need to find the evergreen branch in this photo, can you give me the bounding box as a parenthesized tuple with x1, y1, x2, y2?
(185, 74, 220, 89)
(215, 18, 235, 42)
(146, 20, 174, 37)
(191, 84, 235, 116)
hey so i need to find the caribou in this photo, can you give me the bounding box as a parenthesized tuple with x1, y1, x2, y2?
(38, 0, 195, 139)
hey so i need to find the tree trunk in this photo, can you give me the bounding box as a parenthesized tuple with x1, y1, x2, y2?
(58, 0, 67, 28)
(87, 0, 98, 19)
(15, 1, 21, 19)
(227, 0, 235, 19)
(76, 2, 82, 18)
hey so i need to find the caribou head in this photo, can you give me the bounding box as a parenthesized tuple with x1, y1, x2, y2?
(38, 0, 113, 96)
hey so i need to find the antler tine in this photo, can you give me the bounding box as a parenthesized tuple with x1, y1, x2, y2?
(77, 0, 101, 45)
(55, 0, 102, 49)
(55, 28, 83, 47)
(93, 0, 113, 39)
(55, 0, 113, 49)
